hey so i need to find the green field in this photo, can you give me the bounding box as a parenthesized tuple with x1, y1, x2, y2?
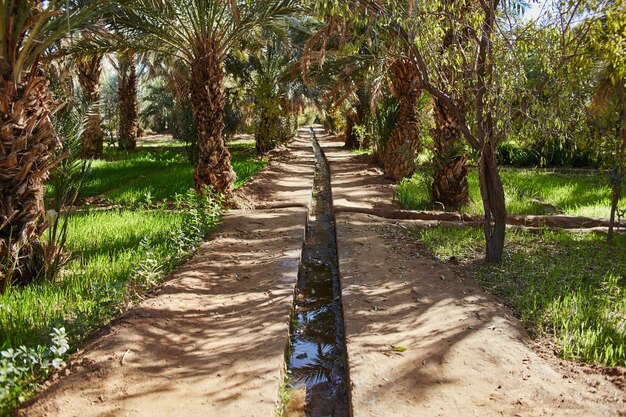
(79, 140, 265, 205)
(395, 168, 625, 218)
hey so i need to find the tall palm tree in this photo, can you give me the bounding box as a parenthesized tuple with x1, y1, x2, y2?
(113, 0, 298, 196)
(116, 52, 138, 150)
(250, 37, 291, 153)
(430, 0, 475, 210)
(77, 53, 104, 157)
(382, 56, 422, 180)
(307, 1, 424, 178)
(0, 1, 101, 288)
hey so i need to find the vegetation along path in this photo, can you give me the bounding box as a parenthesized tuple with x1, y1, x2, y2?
(19, 128, 625, 416)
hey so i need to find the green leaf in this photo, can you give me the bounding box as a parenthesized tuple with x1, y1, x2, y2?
(391, 345, 407, 352)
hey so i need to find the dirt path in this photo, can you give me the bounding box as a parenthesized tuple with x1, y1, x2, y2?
(19, 128, 625, 417)
(317, 131, 626, 417)
(18, 134, 316, 417)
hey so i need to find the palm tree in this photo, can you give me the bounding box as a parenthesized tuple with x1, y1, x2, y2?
(115, 52, 138, 150)
(431, 100, 470, 210)
(430, 0, 474, 210)
(77, 53, 104, 157)
(382, 56, 423, 180)
(250, 37, 290, 153)
(250, 24, 312, 153)
(113, 0, 298, 196)
(307, 1, 424, 178)
(0, 1, 101, 288)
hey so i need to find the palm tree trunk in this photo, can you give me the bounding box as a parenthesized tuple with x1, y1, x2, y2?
(190, 40, 236, 196)
(344, 112, 359, 149)
(256, 105, 276, 153)
(78, 55, 103, 158)
(0, 74, 62, 289)
(431, 99, 470, 210)
(383, 58, 422, 180)
(118, 53, 138, 151)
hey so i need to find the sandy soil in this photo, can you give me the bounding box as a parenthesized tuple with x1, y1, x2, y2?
(318, 132, 626, 417)
(18, 127, 625, 417)
(336, 214, 625, 417)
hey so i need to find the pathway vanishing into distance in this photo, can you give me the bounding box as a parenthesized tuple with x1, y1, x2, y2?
(20, 127, 625, 417)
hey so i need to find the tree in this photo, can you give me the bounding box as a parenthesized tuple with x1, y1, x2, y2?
(308, 1, 425, 179)
(430, 0, 474, 210)
(250, 36, 293, 153)
(140, 79, 174, 134)
(356, 0, 518, 261)
(0, 1, 101, 288)
(77, 53, 104, 157)
(589, 0, 626, 241)
(112, 0, 299, 197)
(116, 52, 138, 150)
(382, 55, 423, 180)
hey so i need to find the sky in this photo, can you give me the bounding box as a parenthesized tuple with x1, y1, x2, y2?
(523, 1, 553, 22)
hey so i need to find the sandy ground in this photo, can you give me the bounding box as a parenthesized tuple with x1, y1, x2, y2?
(317, 132, 626, 417)
(336, 214, 625, 417)
(18, 127, 625, 417)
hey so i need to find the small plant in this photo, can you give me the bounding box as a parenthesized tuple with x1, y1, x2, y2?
(142, 191, 154, 207)
(130, 238, 163, 291)
(0, 327, 69, 414)
(394, 168, 434, 211)
(31, 108, 91, 284)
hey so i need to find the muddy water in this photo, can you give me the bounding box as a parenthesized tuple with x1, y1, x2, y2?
(285, 128, 350, 417)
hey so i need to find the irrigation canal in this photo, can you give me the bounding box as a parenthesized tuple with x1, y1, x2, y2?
(285, 127, 350, 417)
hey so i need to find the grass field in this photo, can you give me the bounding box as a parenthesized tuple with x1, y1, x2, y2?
(416, 226, 626, 367)
(395, 168, 625, 218)
(79, 140, 265, 205)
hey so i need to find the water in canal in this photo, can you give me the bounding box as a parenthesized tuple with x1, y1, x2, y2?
(285, 127, 350, 417)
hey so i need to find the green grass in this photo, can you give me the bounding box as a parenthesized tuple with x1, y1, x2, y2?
(395, 168, 625, 218)
(10, 142, 265, 348)
(417, 226, 626, 367)
(350, 148, 374, 156)
(0, 210, 186, 349)
(0, 194, 222, 414)
(135, 137, 185, 148)
(55, 142, 265, 206)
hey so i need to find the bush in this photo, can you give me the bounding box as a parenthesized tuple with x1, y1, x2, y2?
(497, 140, 600, 168)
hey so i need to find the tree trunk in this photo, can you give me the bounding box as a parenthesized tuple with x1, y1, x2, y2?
(118, 53, 138, 151)
(255, 105, 276, 153)
(431, 0, 471, 211)
(608, 77, 625, 242)
(344, 112, 359, 149)
(190, 40, 236, 196)
(476, 1, 505, 262)
(0, 75, 62, 289)
(383, 58, 422, 180)
(78, 55, 103, 158)
(478, 143, 506, 262)
(431, 99, 469, 210)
